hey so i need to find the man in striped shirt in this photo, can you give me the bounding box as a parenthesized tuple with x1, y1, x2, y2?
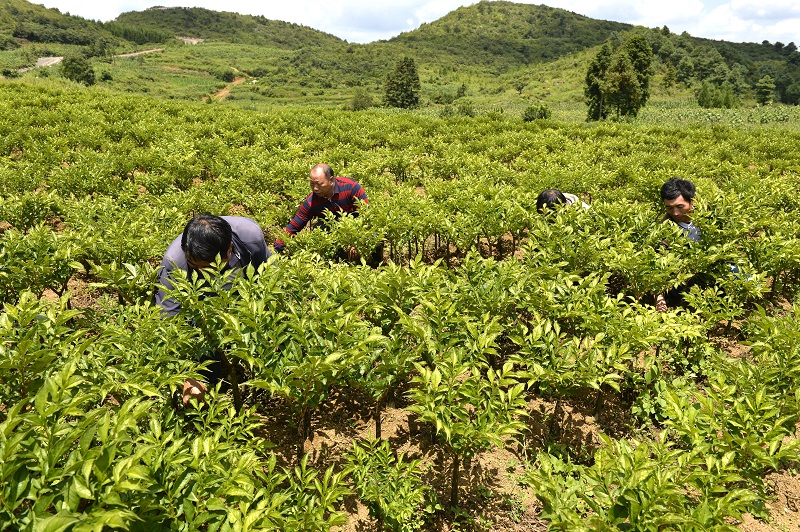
(274, 163, 368, 258)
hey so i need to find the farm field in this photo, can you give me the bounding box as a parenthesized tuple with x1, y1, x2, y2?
(1, 80, 800, 531)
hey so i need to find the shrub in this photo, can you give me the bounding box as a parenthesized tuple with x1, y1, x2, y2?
(349, 88, 375, 111)
(523, 103, 552, 121)
(61, 55, 95, 86)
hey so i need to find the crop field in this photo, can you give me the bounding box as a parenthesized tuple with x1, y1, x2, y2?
(1, 80, 800, 531)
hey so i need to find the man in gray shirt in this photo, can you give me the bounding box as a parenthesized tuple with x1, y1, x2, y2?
(156, 214, 270, 403)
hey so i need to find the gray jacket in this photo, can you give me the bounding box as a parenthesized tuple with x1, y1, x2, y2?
(156, 216, 270, 315)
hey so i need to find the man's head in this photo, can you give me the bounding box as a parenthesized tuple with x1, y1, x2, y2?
(536, 189, 567, 213)
(660, 178, 695, 223)
(180, 214, 233, 269)
(309, 163, 335, 199)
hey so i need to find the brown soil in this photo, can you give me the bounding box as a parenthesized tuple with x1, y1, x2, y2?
(212, 77, 246, 102)
(240, 376, 637, 531)
(740, 472, 800, 531)
(40, 273, 111, 312)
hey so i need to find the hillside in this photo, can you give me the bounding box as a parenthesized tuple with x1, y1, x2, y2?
(0, 0, 123, 48)
(113, 6, 346, 49)
(1, 0, 798, 109)
(386, 1, 632, 72)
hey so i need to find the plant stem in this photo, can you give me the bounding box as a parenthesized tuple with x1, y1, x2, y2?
(450, 453, 461, 510)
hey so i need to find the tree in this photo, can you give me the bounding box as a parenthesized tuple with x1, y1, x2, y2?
(523, 103, 551, 121)
(785, 82, 800, 105)
(697, 81, 737, 109)
(384, 57, 421, 109)
(585, 34, 653, 120)
(585, 42, 613, 120)
(604, 53, 644, 118)
(623, 34, 654, 102)
(61, 54, 95, 86)
(755, 75, 775, 105)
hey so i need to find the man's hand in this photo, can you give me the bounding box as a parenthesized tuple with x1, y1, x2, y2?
(182, 377, 207, 405)
(656, 293, 667, 313)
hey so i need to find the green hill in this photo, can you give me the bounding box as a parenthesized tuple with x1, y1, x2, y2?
(113, 6, 345, 49)
(385, 1, 632, 72)
(1, 0, 798, 108)
(0, 0, 123, 48)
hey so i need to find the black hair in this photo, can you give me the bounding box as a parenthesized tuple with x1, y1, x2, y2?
(536, 189, 567, 213)
(180, 214, 232, 263)
(660, 177, 696, 201)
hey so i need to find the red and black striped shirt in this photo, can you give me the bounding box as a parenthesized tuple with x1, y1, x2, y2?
(274, 176, 368, 252)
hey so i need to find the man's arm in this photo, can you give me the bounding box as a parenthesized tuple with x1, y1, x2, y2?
(155, 237, 185, 316)
(352, 182, 368, 204)
(155, 260, 182, 316)
(274, 194, 316, 253)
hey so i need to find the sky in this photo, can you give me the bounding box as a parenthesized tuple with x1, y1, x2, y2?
(37, 0, 799, 46)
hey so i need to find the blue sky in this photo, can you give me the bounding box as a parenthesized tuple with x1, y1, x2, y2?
(38, 0, 799, 45)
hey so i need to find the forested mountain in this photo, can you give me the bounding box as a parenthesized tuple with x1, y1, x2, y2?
(1, 0, 798, 106)
(386, 1, 632, 71)
(0, 0, 122, 49)
(113, 7, 345, 49)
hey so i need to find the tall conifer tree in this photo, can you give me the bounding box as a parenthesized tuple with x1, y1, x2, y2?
(384, 57, 421, 109)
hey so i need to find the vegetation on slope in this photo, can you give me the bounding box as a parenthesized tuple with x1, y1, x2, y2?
(114, 6, 346, 48)
(0, 0, 122, 49)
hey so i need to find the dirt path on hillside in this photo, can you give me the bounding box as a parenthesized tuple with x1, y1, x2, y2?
(115, 48, 164, 58)
(211, 76, 246, 101)
(17, 56, 62, 73)
(18, 48, 164, 74)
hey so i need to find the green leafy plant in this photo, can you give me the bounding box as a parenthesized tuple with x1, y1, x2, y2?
(345, 439, 436, 531)
(408, 353, 527, 509)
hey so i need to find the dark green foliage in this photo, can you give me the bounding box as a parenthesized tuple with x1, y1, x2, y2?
(0, 33, 19, 50)
(755, 75, 776, 105)
(1, 0, 122, 47)
(61, 54, 95, 85)
(522, 103, 552, 121)
(696, 81, 737, 108)
(585, 34, 653, 120)
(104, 22, 172, 45)
(384, 57, 421, 109)
(585, 42, 613, 120)
(784, 82, 800, 105)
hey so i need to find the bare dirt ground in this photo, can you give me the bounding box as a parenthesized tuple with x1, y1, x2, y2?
(212, 77, 246, 101)
(740, 471, 800, 531)
(115, 48, 164, 58)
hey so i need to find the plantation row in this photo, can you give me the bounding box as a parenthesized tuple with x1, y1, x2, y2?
(1, 81, 800, 530)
